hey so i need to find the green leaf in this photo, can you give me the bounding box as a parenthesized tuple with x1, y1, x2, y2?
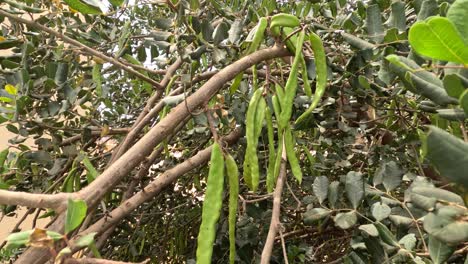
(359, 224, 379, 237)
(5, 84, 17, 95)
(443, 74, 466, 98)
(341, 32, 375, 50)
(345, 171, 364, 209)
(82, 156, 99, 184)
(423, 126, 468, 187)
(212, 21, 229, 45)
(0, 148, 9, 173)
(409, 192, 437, 211)
(387, 1, 406, 32)
(328, 181, 340, 209)
(46, 231, 64, 241)
(460, 89, 468, 116)
(334, 211, 357, 229)
(75, 232, 97, 247)
(386, 55, 458, 105)
(5, 230, 33, 249)
(424, 206, 468, 244)
(109, 0, 124, 7)
(436, 108, 466, 121)
(417, 0, 438, 21)
(428, 235, 455, 264)
(389, 214, 414, 227)
(447, 0, 468, 44)
(371, 202, 391, 221)
(313, 176, 329, 204)
(63, 0, 102, 14)
(408, 17, 468, 65)
(228, 19, 242, 44)
(374, 222, 399, 247)
(399, 234, 416, 251)
(365, 4, 384, 43)
(373, 161, 403, 191)
(303, 208, 331, 225)
(412, 187, 464, 205)
(65, 198, 88, 234)
(92, 63, 104, 98)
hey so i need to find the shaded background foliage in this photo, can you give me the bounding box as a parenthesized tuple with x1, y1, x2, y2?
(0, 0, 467, 263)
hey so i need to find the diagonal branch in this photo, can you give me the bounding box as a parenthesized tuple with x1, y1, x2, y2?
(0, 9, 163, 90)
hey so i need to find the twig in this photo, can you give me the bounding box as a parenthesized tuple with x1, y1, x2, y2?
(206, 109, 219, 142)
(261, 136, 288, 263)
(285, 179, 301, 210)
(461, 123, 468, 142)
(279, 226, 289, 264)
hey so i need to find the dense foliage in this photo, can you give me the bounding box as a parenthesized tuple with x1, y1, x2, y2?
(0, 0, 467, 263)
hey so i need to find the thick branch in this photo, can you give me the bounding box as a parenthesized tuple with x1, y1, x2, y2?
(0, 9, 163, 90)
(261, 138, 287, 263)
(0, 190, 70, 210)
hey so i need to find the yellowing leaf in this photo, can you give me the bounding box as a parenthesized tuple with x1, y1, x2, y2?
(92, 56, 105, 64)
(0, 36, 6, 42)
(5, 84, 17, 96)
(100, 124, 109, 137)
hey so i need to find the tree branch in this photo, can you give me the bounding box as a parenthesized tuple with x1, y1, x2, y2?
(261, 137, 287, 263)
(0, 9, 163, 90)
(0, 190, 70, 211)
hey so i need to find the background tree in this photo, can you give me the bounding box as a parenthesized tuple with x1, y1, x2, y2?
(0, 0, 467, 263)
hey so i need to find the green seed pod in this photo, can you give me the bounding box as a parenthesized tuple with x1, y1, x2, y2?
(247, 17, 268, 54)
(285, 126, 302, 184)
(296, 32, 328, 125)
(250, 97, 266, 191)
(196, 143, 225, 263)
(243, 88, 263, 190)
(225, 154, 239, 264)
(270, 13, 301, 30)
(279, 30, 306, 129)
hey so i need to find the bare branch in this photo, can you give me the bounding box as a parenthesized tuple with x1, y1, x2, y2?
(0, 190, 70, 211)
(261, 137, 288, 263)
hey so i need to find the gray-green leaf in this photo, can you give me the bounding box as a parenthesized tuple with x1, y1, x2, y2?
(345, 171, 364, 209)
(423, 126, 468, 187)
(371, 202, 391, 221)
(334, 211, 358, 229)
(313, 176, 329, 204)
